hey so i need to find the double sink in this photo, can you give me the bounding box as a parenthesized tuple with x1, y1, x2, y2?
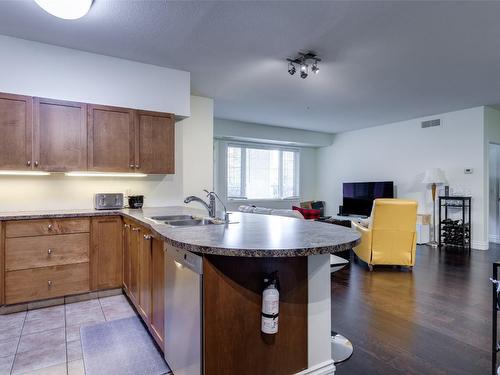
(148, 215, 221, 227)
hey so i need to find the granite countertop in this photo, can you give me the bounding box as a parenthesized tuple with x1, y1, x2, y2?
(0, 207, 361, 257)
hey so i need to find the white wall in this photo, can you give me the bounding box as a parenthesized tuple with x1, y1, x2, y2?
(0, 95, 213, 212)
(213, 118, 324, 211)
(181, 96, 214, 197)
(0, 35, 190, 116)
(215, 118, 333, 147)
(0, 36, 213, 212)
(316, 107, 488, 249)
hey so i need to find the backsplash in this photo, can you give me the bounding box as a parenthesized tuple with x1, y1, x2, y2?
(0, 174, 183, 212)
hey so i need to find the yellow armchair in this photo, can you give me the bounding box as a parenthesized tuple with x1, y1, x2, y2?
(351, 199, 418, 270)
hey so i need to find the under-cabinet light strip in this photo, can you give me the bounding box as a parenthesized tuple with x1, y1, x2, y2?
(65, 172, 148, 178)
(0, 171, 51, 176)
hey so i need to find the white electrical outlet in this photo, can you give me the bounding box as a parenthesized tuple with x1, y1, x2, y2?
(464, 168, 473, 174)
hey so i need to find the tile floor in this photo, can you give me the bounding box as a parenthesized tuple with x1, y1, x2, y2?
(0, 294, 137, 375)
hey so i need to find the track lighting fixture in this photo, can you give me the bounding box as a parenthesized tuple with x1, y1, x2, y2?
(287, 52, 321, 80)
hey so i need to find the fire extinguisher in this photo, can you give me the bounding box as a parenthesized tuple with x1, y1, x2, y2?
(261, 271, 280, 335)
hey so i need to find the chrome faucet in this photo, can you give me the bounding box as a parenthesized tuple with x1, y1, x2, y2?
(184, 190, 226, 219)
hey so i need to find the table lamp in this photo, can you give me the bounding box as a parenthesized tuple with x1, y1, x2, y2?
(422, 168, 446, 247)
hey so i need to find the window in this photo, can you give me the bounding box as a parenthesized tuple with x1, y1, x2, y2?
(226, 143, 300, 200)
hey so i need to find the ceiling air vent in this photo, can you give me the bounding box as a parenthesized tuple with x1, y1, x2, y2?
(421, 119, 441, 128)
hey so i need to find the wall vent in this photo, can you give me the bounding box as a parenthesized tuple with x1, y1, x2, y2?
(421, 119, 441, 128)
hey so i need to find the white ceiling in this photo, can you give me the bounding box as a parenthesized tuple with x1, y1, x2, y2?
(0, 0, 499, 133)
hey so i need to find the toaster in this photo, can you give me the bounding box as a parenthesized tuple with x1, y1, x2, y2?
(94, 193, 124, 210)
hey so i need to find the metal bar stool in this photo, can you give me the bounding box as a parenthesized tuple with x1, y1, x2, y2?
(331, 254, 354, 363)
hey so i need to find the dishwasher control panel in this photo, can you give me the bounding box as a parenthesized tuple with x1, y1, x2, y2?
(165, 245, 203, 274)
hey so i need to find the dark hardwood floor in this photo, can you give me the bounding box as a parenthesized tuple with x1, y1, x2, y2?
(332, 244, 498, 375)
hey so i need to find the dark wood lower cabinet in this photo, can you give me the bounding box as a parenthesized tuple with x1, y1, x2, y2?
(122, 221, 131, 293)
(150, 238, 165, 349)
(122, 222, 165, 350)
(90, 216, 123, 290)
(128, 223, 141, 305)
(203, 255, 308, 375)
(137, 229, 152, 321)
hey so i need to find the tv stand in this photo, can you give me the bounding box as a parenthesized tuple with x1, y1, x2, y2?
(335, 214, 367, 223)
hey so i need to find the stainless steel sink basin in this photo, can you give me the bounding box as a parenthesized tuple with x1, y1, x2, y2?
(167, 219, 215, 227)
(150, 215, 193, 221)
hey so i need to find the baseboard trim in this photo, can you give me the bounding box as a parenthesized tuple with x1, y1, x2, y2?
(472, 240, 489, 250)
(490, 235, 500, 244)
(294, 360, 335, 375)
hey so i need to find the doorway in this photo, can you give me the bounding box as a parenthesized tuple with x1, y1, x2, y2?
(489, 143, 500, 243)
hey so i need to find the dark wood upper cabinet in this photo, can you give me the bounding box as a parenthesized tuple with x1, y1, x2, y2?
(34, 98, 87, 172)
(0, 92, 175, 174)
(0, 93, 33, 170)
(88, 104, 135, 172)
(135, 110, 175, 174)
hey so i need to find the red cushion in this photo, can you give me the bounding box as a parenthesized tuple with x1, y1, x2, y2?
(292, 206, 321, 220)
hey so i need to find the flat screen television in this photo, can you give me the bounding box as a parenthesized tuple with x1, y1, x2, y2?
(342, 181, 394, 217)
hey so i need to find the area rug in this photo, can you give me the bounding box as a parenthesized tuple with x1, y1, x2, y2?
(80, 317, 171, 375)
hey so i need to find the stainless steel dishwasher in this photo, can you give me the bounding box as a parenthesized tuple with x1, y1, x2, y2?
(164, 245, 203, 375)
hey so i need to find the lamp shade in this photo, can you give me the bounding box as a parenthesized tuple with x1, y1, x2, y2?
(422, 168, 446, 184)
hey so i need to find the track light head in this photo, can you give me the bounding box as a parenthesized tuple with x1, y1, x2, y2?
(312, 61, 319, 74)
(300, 66, 308, 79)
(288, 62, 296, 75)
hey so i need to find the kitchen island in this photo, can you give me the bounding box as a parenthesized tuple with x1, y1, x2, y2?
(0, 207, 360, 375)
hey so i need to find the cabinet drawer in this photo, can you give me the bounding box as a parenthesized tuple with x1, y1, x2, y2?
(5, 233, 89, 271)
(5, 218, 90, 238)
(5, 263, 89, 304)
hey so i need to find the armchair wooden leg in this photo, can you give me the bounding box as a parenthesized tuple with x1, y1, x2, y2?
(408, 266, 413, 272)
(368, 264, 374, 272)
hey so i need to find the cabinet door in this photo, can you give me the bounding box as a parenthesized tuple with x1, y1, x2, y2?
(138, 230, 152, 321)
(122, 221, 131, 293)
(34, 98, 87, 172)
(129, 224, 141, 304)
(0, 93, 33, 170)
(88, 104, 135, 172)
(135, 110, 175, 174)
(150, 237, 165, 349)
(90, 216, 123, 290)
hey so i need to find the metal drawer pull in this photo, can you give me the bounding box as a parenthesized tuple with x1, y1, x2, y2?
(129, 164, 134, 168)
(124, 224, 130, 229)
(47, 249, 52, 255)
(135, 164, 140, 169)
(47, 280, 53, 288)
(26, 160, 31, 166)
(131, 227, 140, 231)
(143, 234, 152, 240)
(34, 161, 39, 167)
(47, 224, 53, 231)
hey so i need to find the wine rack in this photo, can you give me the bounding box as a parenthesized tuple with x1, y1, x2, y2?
(438, 196, 471, 250)
(491, 262, 500, 375)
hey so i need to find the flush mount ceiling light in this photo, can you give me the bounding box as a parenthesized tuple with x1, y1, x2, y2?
(65, 171, 148, 178)
(34, 0, 93, 20)
(287, 52, 321, 80)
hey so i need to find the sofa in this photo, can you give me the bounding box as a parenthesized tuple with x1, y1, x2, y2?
(238, 205, 304, 219)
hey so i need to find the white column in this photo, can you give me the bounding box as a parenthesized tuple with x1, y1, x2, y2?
(295, 254, 335, 375)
